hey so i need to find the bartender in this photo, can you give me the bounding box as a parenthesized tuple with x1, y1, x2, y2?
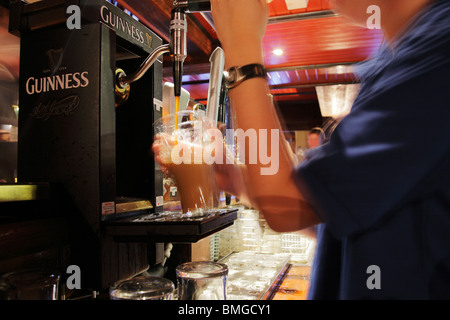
(209, 0, 450, 299)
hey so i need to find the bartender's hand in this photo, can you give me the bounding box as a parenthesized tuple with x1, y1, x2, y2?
(153, 132, 253, 205)
(151, 133, 174, 177)
(213, 143, 255, 207)
(210, 0, 269, 68)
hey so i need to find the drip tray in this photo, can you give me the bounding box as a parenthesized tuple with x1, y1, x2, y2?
(105, 208, 238, 243)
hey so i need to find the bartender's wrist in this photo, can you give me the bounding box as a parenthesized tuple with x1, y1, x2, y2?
(224, 44, 264, 69)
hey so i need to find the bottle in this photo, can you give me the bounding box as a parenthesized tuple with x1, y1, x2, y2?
(173, 0, 211, 12)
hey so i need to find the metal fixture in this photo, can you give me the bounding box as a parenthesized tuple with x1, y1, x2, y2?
(116, 7, 188, 101)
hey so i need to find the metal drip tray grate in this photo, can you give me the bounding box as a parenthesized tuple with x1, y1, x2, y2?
(133, 208, 231, 222)
(105, 208, 238, 243)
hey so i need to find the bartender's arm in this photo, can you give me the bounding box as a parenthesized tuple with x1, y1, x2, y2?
(211, 0, 321, 232)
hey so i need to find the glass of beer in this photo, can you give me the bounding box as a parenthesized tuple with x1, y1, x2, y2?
(153, 110, 219, 216)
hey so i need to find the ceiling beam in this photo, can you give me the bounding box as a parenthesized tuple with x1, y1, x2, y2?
(268, 61, 357, 72)
(270, 81, 359, 91)
(164, 61, 359, 79)
(268, 10, 338, 24)
(116, 0, 170, 42)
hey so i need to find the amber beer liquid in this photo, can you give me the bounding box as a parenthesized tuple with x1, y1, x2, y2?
(165, 161, 218, 213)
(159, 105, 218, 214)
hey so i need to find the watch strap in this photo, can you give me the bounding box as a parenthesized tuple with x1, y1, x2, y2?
(225, 63, 267, 89)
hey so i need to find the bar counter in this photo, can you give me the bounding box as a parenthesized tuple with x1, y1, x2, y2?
(272, 265, 311, 300)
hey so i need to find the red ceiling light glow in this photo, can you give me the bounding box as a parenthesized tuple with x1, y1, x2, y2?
(273, 48, 284, 56)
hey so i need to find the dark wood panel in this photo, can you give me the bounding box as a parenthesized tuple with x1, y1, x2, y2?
(0, 218, 68, 260)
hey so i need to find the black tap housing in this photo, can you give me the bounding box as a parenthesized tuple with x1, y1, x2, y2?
(173, 0, 211, 12)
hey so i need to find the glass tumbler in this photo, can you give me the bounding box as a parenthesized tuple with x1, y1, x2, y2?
(0, 269, 60, 300)
(153, 110, 219, 216)
(109, 276, 174, 300)
(176, 261, 228, 300)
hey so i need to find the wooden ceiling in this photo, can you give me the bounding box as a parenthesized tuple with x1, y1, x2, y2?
(0, 0, 384, 130)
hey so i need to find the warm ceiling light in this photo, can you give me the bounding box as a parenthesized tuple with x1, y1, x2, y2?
(285, 0, 309, 10)
(273, 49, 284, 56)
(316, 84, 361, 118)
(335, 65, 346, 74)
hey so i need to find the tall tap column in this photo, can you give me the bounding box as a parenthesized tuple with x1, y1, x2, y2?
(170, 8, 187, 97)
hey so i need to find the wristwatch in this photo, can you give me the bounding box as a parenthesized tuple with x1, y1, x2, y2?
(225, 63, 267, 90)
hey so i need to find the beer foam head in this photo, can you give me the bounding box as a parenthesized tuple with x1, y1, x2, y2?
(154, 110, 215, 165)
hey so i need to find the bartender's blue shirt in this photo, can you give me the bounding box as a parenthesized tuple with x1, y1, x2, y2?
(296, 0, 450, 299)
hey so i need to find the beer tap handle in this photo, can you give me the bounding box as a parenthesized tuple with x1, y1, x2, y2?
(206, 47, 225, 125)
(170, 8, 187, 97)
(114, 7, 188, 105)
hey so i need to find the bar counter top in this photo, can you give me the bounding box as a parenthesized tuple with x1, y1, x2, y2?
(272, 265, 312, 300)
